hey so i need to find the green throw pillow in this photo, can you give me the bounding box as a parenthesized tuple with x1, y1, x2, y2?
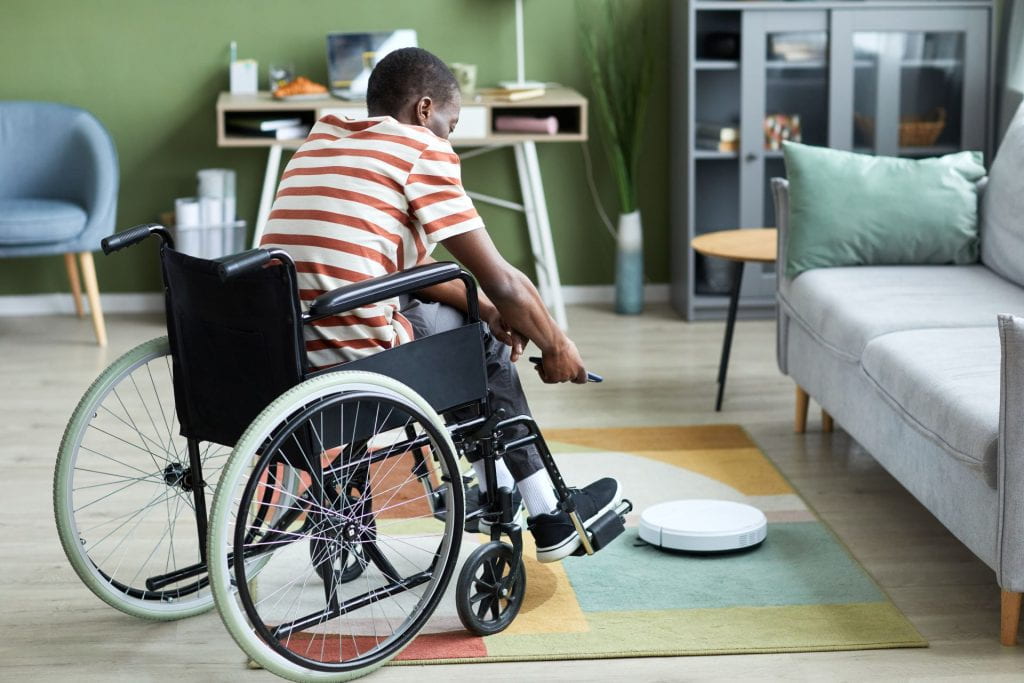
(782, 142, 985, 279)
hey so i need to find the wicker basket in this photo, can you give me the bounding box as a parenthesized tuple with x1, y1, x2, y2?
(854, 107, 947, 147)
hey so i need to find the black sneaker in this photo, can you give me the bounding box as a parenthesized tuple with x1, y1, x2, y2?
(528, 477, 622, 563)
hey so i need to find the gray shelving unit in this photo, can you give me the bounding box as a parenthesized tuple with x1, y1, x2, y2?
(670, 0, 994, 321)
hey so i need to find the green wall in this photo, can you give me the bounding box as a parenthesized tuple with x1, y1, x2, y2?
(0, 0, 670, 295)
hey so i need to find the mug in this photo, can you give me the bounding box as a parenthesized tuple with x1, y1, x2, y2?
(450, 62, 478, 94)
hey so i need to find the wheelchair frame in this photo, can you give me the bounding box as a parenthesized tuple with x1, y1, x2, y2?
(54, 223, 630, 681)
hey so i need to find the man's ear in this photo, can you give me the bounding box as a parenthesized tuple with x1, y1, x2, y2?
(415, 97, 433, 126)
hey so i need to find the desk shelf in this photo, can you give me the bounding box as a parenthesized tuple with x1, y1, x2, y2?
(217, 89, 587, 148)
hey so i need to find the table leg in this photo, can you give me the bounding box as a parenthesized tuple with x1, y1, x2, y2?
(715, 260, 745, 411)
(252, 144, 283, 247)
(522, 142, 568, 331)
(513, 144, 552, 306)
(514, 141, 568, 330)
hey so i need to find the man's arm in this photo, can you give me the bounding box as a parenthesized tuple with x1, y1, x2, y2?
(411, 254, 526, 361)
(411, 255, 477, 314)
(441, 229, 587, 383)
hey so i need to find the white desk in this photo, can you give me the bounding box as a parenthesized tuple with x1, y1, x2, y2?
(216, 89, 589, 329)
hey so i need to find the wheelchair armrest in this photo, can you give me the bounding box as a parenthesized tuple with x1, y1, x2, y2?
(304, 262, 479, 323)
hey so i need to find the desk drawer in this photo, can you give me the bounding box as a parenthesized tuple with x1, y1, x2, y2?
(450, 106, 487, 142)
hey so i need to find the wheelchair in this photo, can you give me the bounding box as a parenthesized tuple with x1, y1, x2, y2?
(54, 223, 631, 681)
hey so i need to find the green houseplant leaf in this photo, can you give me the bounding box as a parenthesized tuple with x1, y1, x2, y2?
(578, 0, 653, 214)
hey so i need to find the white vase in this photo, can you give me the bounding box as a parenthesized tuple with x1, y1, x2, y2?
(615, 210, 644, 314)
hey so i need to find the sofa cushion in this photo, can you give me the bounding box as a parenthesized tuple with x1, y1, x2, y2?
(0, 198, 87, 245)
(861, 326, 1000, 486)
(782, 264, 1024, 360)
(782, 142, 985, 278)
(981, 102, 1024, 287)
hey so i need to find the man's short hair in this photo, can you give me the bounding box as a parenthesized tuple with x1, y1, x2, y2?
(367, 47, 459, 116)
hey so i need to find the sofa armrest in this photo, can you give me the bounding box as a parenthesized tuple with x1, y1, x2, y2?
(997, 314, 1024, 592)
(770, 177, 791, 375)
(770, 178, 790, 292)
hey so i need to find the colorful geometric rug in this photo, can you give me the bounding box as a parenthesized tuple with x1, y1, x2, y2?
(392, 425, 926, 664)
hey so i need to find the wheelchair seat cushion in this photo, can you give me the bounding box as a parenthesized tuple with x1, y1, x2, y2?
(0, 198, 87, 245)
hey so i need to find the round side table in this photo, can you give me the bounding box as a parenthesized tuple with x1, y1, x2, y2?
(690, 228, 777, 411)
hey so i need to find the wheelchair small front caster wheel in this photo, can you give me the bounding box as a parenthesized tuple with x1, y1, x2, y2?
(456, 541, 526, 635)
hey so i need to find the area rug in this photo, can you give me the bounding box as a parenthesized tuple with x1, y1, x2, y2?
(392, 425, 926, 664)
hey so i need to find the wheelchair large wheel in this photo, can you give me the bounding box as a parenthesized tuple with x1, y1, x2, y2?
(209, 371, 464, 682)
(53, 336, 227, 620)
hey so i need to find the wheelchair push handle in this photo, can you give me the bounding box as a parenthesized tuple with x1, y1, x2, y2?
(217, 248, 273, 281)
(101, 223, 174, 255)
(528, 356, 603, 383)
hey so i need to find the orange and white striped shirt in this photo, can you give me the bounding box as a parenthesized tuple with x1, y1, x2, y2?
(261, 115, 484, 369)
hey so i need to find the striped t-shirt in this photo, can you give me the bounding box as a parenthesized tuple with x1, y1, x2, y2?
(261, 115, 484, 370)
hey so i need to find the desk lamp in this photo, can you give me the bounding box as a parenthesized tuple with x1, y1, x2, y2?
(499, 0, 546, 89)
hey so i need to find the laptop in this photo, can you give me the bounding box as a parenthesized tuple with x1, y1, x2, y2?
(326, 30, 418, 100)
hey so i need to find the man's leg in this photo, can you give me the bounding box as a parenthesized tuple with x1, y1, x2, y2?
(399, 296, 621, 563)
(399, 296, 546, 481)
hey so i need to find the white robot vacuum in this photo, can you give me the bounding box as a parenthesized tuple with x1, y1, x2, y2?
(638, 499, 767, 553)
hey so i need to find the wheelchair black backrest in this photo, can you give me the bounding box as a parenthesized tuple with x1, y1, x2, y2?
(161, 247, 306, 446)
(159, 246, 488, 448)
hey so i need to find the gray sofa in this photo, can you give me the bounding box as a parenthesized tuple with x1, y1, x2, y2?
(771, 103, 1024, 646)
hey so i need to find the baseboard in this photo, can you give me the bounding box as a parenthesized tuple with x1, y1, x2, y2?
(0, 285, 671, 316)
(560, 284, 670, 304)
(0, 293, 164, 316)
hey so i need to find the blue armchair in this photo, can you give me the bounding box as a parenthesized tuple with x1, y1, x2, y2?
(0, 101, 119, 346)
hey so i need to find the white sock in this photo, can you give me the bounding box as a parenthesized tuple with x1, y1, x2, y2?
(471, 458, 515, 494)
(516, 469, 559, 517)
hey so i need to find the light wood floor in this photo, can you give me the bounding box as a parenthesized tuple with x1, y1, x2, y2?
(2, 305, 1022, 681)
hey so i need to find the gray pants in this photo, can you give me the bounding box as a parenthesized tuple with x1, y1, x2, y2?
(399, 296, 544, 480)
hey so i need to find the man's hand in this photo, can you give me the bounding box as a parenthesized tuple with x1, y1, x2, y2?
(534, 340, 588, 384)
(484, 307, 527, 362)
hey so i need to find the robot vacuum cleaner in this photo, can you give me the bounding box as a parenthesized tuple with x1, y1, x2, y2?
(638, 499, 767, 553)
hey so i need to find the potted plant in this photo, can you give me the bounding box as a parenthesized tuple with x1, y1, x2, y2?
(578, 0, 653, 314)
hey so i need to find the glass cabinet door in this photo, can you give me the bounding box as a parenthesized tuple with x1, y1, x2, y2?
(739, 10, 828, 298)
(830, 9, 989, 158)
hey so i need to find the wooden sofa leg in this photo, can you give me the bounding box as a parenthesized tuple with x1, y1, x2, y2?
(795, 385, 809, 433)
(1002, 589, 1022, 646)
(78, 252, 107, 347)
(64, 253, 84, 317)
(822, 409, 834, 433)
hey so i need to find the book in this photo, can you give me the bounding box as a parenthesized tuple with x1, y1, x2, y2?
(696, 121, 739, 143)
(227, 115, 304, 132)
(697, 137, 738, 153)
(478, 86, 546, 102)
(227, 123, 311, 140)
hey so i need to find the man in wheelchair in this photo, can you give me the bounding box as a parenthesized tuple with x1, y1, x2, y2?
(260, 47, 621, 565)
(57, 45, 634, 681)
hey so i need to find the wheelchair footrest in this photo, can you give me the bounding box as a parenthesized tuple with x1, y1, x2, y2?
(573, 498, 632, 556)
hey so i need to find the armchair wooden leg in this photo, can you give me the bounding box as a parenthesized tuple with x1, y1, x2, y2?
(78, 252, 107, 347)
(63, 253, 84, 317)
(822, 409, 834, 433)
(795, 385, 809, 434)
(1002, 589, 1022, 646)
